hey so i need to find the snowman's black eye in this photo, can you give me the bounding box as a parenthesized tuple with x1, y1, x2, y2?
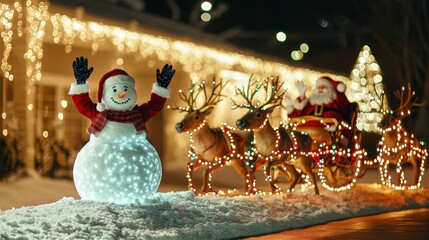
(113, 89, 117, 92)
(124, 88, 128, 92)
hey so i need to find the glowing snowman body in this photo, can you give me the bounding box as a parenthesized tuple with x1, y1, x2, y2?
(71, 73, 165, 205)
(73, 122, 162, 204)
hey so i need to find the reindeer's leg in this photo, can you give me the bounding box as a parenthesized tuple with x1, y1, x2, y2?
(285, 164, 300, 193)
(230, 159, 249, 193)
(409, 156, 419, 186)
(265, 160, 281, 193)
(323, 166, 338, 186)
(248, 166, 256, 194)
(187, 161, 201, 193)
(272, 167, 281, 183)
(277, 165, 293, 182)
(396, 163, 402, 186)
(248, 158, 266, 194)
(296, 156, 319, 195)
(201, 163, 223, 193)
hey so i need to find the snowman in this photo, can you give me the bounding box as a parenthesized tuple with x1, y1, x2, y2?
(68, 56, 175, 204)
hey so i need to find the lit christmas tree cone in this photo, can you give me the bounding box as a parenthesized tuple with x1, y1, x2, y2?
(69, 57, 175, 204)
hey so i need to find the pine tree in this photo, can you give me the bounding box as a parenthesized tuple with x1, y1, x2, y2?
(348, 45, 388, 133)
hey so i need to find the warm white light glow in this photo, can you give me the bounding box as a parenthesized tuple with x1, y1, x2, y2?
(201, 12, 211, 22)
(2, 129, 7, 136)
(300, 43, 309, 53)
(1, 112, 6, 119)
(58, 112, 64, 120)
(218, 70, 250, 82)
(116, 57, 123, 65)
(276, 32, 286, 42)
(201, 1, 212, 11)
(348, 45, 388, 132)
(42, 130, 48, 138)
(27, 104, 33, 111)
(291, 50, 303, 60)
(60, 100, 68, 108)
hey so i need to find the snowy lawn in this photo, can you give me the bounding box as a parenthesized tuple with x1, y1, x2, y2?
(1, 183, 429, 240)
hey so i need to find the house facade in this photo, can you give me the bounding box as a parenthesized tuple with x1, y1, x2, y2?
(0, 0, 347, 172)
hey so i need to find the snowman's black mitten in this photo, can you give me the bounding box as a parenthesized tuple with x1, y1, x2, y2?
(72, 56, 94, 85)
(156, 64, 175, 88)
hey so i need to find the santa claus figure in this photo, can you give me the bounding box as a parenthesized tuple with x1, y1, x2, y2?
(68, 56, 175, 204)
(284, 76, 351, 146)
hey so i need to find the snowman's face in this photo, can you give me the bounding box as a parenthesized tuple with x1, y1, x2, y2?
(102, 83, 137, 111)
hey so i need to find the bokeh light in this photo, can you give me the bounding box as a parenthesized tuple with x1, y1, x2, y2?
(300, 43, 309, 53)
(201, 1, 212, 11)
(319, 18, 329, 28)
(276, 32, 286, 42)
(291, 50, 304, 60)
(60, 100, 68, 108)
(201, 12, 211, 22)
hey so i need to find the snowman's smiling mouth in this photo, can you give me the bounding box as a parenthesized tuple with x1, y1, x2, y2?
(111, 97, 131, 105)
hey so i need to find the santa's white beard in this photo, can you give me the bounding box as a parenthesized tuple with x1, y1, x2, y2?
(309, 88, 337, 105)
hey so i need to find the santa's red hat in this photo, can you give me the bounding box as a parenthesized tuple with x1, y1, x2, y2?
(316, 76, 346, 93)
(96, 69, 135, 112)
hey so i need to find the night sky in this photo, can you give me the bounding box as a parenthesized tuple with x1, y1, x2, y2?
(141, 0, 381, 74)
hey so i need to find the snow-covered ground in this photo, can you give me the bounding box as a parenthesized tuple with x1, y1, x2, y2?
(1, 166, 429, 239)
(1, 183, 428, 239)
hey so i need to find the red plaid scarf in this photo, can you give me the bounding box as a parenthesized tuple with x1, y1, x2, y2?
(87, 109, 146, 136)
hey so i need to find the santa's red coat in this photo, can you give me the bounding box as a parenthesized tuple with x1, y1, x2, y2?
(289, 92, 351, 129)
(71, 92, 166, 133)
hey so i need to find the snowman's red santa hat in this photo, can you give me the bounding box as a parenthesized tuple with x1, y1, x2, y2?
(96, 69, 135, 112)
(316, 76, 346, 93)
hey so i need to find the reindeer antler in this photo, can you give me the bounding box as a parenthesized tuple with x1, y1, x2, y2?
(231, 75, 260, 109)
(232, 76, 286, 110)
(260, 76, 286, 110)
(393, 83, 427, 117)
(169, 78, 227, 112)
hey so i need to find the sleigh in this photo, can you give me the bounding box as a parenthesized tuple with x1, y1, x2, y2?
(287, 102, 365, 191)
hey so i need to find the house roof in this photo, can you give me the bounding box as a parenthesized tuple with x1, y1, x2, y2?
(50, 0, 225, 44)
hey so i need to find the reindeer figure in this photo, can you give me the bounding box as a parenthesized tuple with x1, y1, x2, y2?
(170, 79, 249, 194)
(233, 76, 319, 195)
(377, 83, 428, 190)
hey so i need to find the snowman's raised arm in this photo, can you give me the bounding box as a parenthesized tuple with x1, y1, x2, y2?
(68, 56, 98, 120)
(69, 56, 94, 94)
(151, 64, 175, 98)
(136, 65, 175, 123)
(73, 56, 94, 85)
(156, 64, 175, 89)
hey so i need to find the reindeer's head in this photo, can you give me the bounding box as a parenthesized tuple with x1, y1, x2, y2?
(378, 83, 426, 130)
(169, 79, 226, 133)
(233, 76, 286, 131)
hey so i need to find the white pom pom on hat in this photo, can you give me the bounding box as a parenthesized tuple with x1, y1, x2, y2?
(96, 103, 106, 112)
(316, 76, 346, 93)
(96, 69, 135, 112)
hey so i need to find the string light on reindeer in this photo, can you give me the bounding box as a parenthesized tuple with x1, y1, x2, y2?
(233, 76, 320, 195)
(286, 119, 365, 192)
(169, 79, 249, 195)
(376, 83, 427, 190)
